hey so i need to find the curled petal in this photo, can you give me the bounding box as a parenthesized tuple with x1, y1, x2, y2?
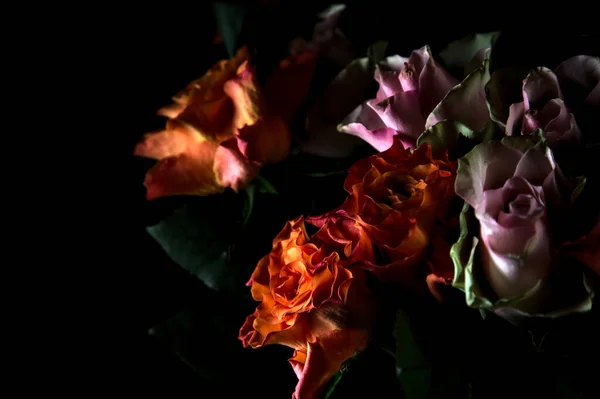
(223, 62, 264, 129)
(338, 101, 396, 151)
(409, 46, 459, 116)
(167, 96, 236, 143)
(371, 91, 427, 147)
(505, 102, 525, 136)
(455, 140, 523, 207)
(426, 56, 491, 132)
(522, 67, 562, 110)
(213, 139, 257, 192)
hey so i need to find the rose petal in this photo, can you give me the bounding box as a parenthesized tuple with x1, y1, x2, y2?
(530, 98, 582, 146)
(522, 67, 562, 110)
(213, 139, 257, 192)
(143, 141, 224, 199)
(292, 329, 369, 399)
(134, 121, 202, 160)
(505, 102, 525, 136)
(455, 140, 523, 207)
(371, 91, 426, 146)
(236, 115, 290, 164)
(410, 46, 459, 117)
(512, 141, 555, 186)
(426, 56, 491, 132)
(554, 55, 600, 106)
(222, 61, 264, 130)
(264, 50, 317, 125)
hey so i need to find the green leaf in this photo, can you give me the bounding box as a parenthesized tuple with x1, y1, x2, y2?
(320, 346, 406, 399)
(394, 309, 430, 399)
(367, 40, 389, 66)
(417, 119, 502, 160)
(213, 2, 249, 57)
(439, 32, 499, 77)
(146, 187, 276, 295)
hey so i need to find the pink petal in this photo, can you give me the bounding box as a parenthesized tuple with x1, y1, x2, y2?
(506, 102, 525, 136)
(513, 141, 555, 186)
(371, 91, 426, 145)
(532, 99, 581, 146)
(426, 57, 491, 132)
(410, 46, 459, 117)
(522, 67, 562, 110)
(455, 140, 523, 207)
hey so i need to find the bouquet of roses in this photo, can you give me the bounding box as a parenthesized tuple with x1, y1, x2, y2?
(133, 4, 599, 398)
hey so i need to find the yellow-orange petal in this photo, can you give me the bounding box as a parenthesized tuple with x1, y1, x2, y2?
(169, 96, 237, 143)
(143, 141, 222, 200)
(236, 115, 291, 164)
(264, 50, 317, 125)
(223, 61, 264, 130)
(134, 122, 201, 160)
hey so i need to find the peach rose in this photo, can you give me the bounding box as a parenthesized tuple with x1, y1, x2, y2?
(134, 46, 312, 199)
(337, 140, 457, 284)
(239, 216, 374, 399)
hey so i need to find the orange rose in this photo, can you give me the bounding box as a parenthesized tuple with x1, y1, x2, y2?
(338, 140, 457, 285)
(307, 209, 375, 267)
(239, 216, 374, 399)
(134, 46, 311, 199)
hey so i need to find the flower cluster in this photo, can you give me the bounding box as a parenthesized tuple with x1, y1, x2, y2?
(135, 24, 599, 399)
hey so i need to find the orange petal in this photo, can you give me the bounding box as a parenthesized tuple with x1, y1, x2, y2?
(168, 96, 237, 143)
(143, 141, 222, 199)
(134, 122, 202, 160)
(264, 50, 317, 124)
(292, 329, 369, 399)
(223, 61, 264, 130)
(236, 115, 291, 164)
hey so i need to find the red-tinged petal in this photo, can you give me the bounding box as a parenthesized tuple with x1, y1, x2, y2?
(562, 219, 600, 274)
(292, 329, 369, 399)
(236, 115, 291, 164)
(134, 122, 202, 160)
(264, 51, 317, 125)
(213, 138, 256, 192)
(425, 56, 491, 132)
(143, 141, 223, 200)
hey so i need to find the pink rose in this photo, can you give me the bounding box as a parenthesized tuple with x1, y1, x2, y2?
(338, 46, 458, 151)
(506, 55, 599, 148)
(453, 135, 594, 320)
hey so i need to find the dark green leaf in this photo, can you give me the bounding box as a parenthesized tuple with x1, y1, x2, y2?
(320, 346, 406, 399)
(213, 2, 249, 57)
